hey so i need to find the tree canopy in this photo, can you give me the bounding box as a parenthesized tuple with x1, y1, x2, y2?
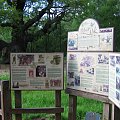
(0, 0, 87, 63)
(0, 0, 120, 63)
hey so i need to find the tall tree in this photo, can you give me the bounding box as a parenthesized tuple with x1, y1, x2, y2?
(0, 0, 87, 63)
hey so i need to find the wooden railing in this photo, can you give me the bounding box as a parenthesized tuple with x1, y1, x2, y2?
(0, 81, 64, 120)
(65, 88, 120, 120)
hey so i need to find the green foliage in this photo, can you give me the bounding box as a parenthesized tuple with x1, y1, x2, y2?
(0, 0, 120, 58)
(0, 72, 10, 80)
(62, 0, 120, 51)
(0, 27, 12, 42)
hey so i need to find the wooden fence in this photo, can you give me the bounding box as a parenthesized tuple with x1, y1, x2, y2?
(1, 81, 120, 120)
(0, 81, 64, 120)
(65, 88, 120, 120)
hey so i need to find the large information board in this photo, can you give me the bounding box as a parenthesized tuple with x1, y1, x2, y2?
(67, 52, 109, 96)
(109, 53, 120, 108)
(10, 53, 64, 90)
(67, 18, 114, 96)
(67, 18, 114, 51)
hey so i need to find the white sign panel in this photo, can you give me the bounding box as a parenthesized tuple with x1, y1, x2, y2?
(67, 52, 109, 96)
(10, 53, 64, 90)
(67, 18, 114, 51)
(99, 28, 114, 51)
(78, 18, 100, 34)
(109, 53, 120, 108)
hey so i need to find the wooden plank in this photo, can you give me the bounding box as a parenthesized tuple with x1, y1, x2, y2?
(102, 103, 109, 120)
(1, 81, 12, 120)
(111, 104, 114, 120)
(66, 88, 110, 103)
(68, 95, 77, 120)
(55, 90, 62, 120)
(0, 109, 2, 115)
(0, 87, 1, 120)
(15, 90, 22, 120)
(12, 107, 64, 114)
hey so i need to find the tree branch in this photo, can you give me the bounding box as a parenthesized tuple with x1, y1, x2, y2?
(34, 11, 65, 37)
(0, 40, 10, 51)
(24, 0, 53, 31)
(0, 23, 12, 27)
(16, 0, 26, 11)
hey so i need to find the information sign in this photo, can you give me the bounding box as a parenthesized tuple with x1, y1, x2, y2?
(67, 18, 114, 51)
(10, 53, 64, 90)
(67, 52, 109, 95)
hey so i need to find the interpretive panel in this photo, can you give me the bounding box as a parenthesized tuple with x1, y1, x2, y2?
(10, 53, 63, 90)
(67, 52, 109, 96)
(109, 53, 120, 108)
(67, 18, 114, 51)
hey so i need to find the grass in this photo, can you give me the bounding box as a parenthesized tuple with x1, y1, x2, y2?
(0, 71, 10, 80)
(0, 72, 103, 120)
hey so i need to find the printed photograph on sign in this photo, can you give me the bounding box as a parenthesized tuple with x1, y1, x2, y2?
(10, 53, 64, 90)
(17, 54, 34, 66)
(110, 55, 115, 67)
(38, 54, 45, 64)
(67, 31, 78, 51)
(36, 65, 46, 77)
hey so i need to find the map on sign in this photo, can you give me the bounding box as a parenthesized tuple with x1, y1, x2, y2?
(67, 18, 114, 51)
(10, 53, 64, 90)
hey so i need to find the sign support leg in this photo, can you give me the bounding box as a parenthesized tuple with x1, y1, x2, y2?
(68, 95, 77, 120)
(55, 90, 61, 120)
(15, 90, 22, 120)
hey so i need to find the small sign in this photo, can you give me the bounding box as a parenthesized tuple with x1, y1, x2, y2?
(10, 53, 64, 90)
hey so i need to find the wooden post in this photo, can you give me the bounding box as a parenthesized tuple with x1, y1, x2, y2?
(110, 104, 120, 120)
(111, 104, 114, 120)
(102, 103, 110, 120)
(55, 90, 61, 120)
(68, 95, 77, 120)
(1, 81, 12, 120)
(0, 90, 2, 120)
(108, 103, 112, 120)
(15, 90, 22, 120)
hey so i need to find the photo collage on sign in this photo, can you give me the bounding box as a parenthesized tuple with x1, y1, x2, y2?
(67, 52, 109, 95)
(11, 53, 63, 90)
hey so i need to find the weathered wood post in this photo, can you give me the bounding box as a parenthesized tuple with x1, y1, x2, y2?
(15, 90, 22, 120)
(55, 90, 61, 120)
(68, 95, 77, 120)
(1, 81, 12, 120)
